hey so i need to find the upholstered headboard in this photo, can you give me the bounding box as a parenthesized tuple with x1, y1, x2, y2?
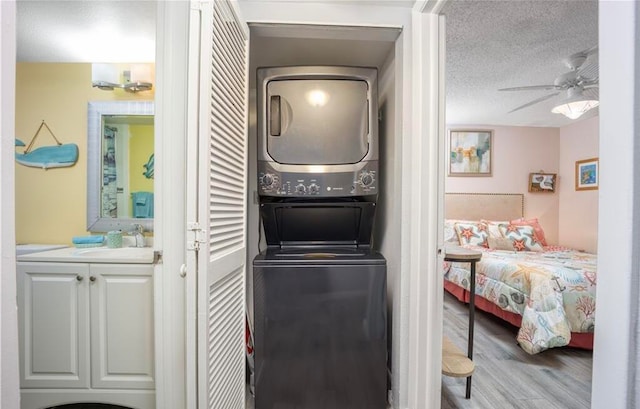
(445, 193, 524, 221)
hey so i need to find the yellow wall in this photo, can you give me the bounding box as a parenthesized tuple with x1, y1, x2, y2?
(128, 123, 154, 214)
(15, 63, 154, 245)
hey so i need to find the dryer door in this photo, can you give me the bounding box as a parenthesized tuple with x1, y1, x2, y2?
(266, 79, 369, 165)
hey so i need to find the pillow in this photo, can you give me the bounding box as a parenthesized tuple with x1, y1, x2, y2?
(444, 219, 478, 244)
(510, 217, 548, 246)
(498, 224, 544, 251)
(454, 221, 489, 247)
(444, 220, 461, 244)
(487, 236, 515, 250)
(481, 219, 510, 239)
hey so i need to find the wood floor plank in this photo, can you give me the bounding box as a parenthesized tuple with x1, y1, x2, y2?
(442, 291, 592, 409)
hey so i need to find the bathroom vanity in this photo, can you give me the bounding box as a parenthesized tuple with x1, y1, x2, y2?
(16, 246, 155, 409)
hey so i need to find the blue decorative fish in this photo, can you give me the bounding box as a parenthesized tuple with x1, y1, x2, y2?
(143, 153, 154, 179)
(15, 120, 79, 169)
(15, 144, 79, 169)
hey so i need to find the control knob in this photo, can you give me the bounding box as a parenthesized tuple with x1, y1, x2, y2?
(295, 184, 306, 194)
(261, 173, 275, 188)
(360, 172, 375, 187)
(308, 183, 319, 194)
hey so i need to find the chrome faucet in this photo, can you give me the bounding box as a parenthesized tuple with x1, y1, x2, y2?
(131, 223, 145, 248)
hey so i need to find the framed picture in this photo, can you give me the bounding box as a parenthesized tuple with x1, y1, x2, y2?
(528, 172, 557, 193)
(448, 129, 492, 176)
(575, 157, 599, 191)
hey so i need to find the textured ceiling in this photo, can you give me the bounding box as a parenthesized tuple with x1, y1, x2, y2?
(442, 0, 599, 128)
(17, 0, 155, 63)
(17, 0, 598, 128)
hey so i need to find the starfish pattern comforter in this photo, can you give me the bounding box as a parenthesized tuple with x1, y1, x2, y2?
(444, 246, 596, 354)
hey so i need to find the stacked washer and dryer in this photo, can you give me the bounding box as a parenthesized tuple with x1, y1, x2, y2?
(253, 66, 387, 409)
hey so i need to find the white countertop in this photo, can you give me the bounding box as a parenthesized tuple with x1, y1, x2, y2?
(17, 246, 155, 264)
(16, 244, 68, 255)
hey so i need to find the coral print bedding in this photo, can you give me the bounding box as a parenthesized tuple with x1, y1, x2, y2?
(445, 246, 596, 354)
(446, 247, 596, 354)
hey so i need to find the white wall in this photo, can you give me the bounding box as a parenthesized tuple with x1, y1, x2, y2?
(1, 1, 20, 408)
(558, 115, 599, 253)
(374, 44, 399, 383)
(591, 1, 638, 407)
(445, 125, 561, 244)
(239, 1, 413, 27)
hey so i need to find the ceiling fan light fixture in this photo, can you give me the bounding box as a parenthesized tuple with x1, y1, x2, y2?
(551, 87, 599, 120)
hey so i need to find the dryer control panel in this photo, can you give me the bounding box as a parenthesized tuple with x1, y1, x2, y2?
(257, 161, 378, 197)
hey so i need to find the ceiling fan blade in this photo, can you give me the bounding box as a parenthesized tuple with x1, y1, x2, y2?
(578, 61, 598, 81)
(499, 85, 558, 92)
(584, 87, 599, 100)
(580, 77, 599, 87)
(581, 45, 598, 57)
(569, 46, 598, 62)
(565, 46, 598, 71)
(508, 92, 560, 114)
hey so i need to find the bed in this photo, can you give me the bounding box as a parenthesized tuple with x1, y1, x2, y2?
(443, 193, 596, 354)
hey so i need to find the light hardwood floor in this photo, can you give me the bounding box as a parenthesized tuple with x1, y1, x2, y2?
(442, 291, 593, 409)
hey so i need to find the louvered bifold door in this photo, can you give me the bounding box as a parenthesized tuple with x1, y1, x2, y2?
(196, 1, 249, 408)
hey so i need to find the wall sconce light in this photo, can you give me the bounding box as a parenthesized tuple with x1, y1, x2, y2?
(92, 63, 154, 93)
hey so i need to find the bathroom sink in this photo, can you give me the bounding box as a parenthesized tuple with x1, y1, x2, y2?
(72, 246, 154, 262)
(16, 246, 155, 264)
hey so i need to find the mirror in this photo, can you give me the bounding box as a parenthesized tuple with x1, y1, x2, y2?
(87, 101, 154, 232)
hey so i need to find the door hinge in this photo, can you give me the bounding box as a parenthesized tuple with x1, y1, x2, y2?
(190, 1, 205, 11)
(187, 222, 207, 251)
(153, 250, 163, 264)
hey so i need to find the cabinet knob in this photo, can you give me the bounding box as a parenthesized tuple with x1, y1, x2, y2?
(76, 275, 83, 282)
(89, 276, 96, 282)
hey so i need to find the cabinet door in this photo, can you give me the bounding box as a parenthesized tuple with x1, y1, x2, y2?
(17, 262, 90, 389)
(90, 264, 154, 389)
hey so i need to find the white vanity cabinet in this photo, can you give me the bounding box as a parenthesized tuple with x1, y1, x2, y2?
(89, 264, 155, 390)
(17, 260, 155, 409)
(17, 262, 90, 390)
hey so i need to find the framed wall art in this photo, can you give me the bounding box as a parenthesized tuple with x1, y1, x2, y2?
(448, 129, 492, 177)
(528, 172, 557, 193)
(575, 157, 599, 191)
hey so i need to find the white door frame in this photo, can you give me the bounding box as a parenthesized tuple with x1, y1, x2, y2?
(0, 1, 20, 407)
(403, 1, 447, 408)
(154, 2, 190, 408)
(184, 2, 202, 407)
(592, 2, 639, 407)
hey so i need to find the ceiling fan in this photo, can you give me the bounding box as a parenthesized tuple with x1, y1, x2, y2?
(499, 46, 599, 119)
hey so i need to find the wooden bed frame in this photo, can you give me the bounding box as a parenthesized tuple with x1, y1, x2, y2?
(444, 193, 594, 350)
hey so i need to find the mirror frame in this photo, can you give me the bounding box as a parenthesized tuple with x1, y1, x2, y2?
(87, 100, 155, 232)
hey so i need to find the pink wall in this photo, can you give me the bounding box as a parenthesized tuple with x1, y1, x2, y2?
(558, 116, 599, 252)
(445, 125, 561, 244)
